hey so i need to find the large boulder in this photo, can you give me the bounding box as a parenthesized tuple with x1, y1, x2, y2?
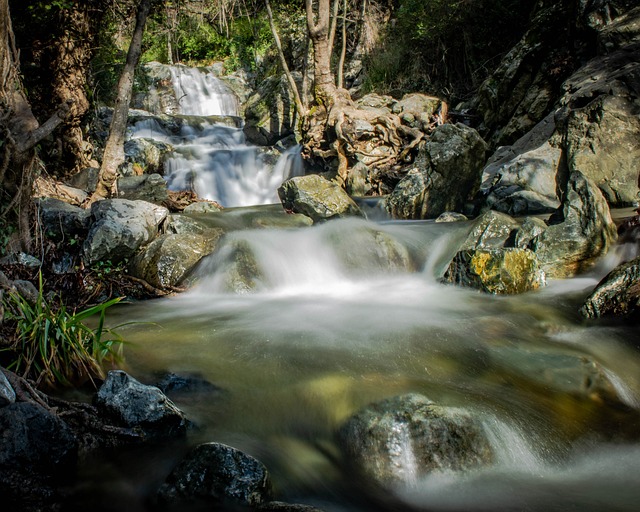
(129, 233, 214, 288)
(121, 137, 173, 177)
(336, 393, 493, 489)
(580, 256, 640, 319)
(386, 123, 487, 219)
(0, 402, 77, 479)
(94, 370, 187, 440)
(531, 171, 618, 278)
(461, 209, 520, 251)
(278, 174, 364, 222)
(157, 442, 273, 507)
(38, 197, 91, 242)
(443, 248, 546, 295)
(83, 199, 168, 265)
(479, 111, 565, 215)
(202, 238, 265, 293)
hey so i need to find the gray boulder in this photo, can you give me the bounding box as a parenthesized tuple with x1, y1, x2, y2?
(94, 370, 187, 439)
(121, 138, 173, 177)
(129, 233, 214, 288)
(386, 123, 487, 219)
(461, 210, 520, 251)
(203, 238, 265, 293)
(157, 442, 272, 507)
(580, 256, 640, 319)
(83, 199, 168, 265)
(117, 173, 168, 204)
(278, 174, 364, 222)
(435, 212, 468, 223)
(0, 369, 16, 406)
(336, 393, 493, 489)
(531, 171, 618, 278)
(513, 216, 548, 249)
(443, 248, 546, 295)
(0, 402, 77, 478)
(38, 197, 91, 241)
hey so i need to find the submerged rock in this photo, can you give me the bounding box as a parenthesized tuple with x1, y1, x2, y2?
(278, 174, 364, 222)
(443, 248, 546, 295)
(336, 393, 493, 489)
(580, 256, 640, 319)
(94, 370, 187, 440)
(157, 442, 272, 507)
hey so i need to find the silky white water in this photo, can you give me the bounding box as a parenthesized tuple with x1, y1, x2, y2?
(130, 65, 304, 207)
(83, 213, 640, 512)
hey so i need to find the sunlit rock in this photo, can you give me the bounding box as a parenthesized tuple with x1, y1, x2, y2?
(336, 393, 493, 489)
(435, 211, 468, 223)
(531, 171, 617, 278)
(83, 199, 168, 265)
(206, 238, 265, 293)
(278, 174, 365, 222)
(157, 442, 272, 507)
(94, 370, 187, 440)
(129, 233, 213, 289)
(513, 216, 548, 249)
(443, 248, 546, 295)
(461, 209, 520, 250)
(580, 256, 640, 319)
(121, 137, 173, 177)
(386, 123, 487, 219)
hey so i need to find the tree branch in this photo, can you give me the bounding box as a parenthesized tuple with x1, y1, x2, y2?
(14, 100, 73, 154)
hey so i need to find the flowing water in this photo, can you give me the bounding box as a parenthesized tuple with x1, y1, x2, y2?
(69, 67, 640, 511)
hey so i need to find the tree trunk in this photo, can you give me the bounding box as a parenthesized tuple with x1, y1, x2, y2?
(306, 0, 336, 100)
(88, 0, 153, 204)
(0, 0, 70, 251)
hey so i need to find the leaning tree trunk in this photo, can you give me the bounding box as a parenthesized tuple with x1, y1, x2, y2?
(88, 0, 152, 204)
(0, 0, 71, 251)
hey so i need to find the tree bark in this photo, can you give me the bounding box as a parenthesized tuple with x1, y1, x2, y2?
(88, 0, 153, 204)
(306, 0, 336, 99)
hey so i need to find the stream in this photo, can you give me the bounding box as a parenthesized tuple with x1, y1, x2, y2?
(68, 66, 640, 511)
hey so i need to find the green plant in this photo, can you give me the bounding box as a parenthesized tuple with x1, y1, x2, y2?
(1, 273, 126, 388)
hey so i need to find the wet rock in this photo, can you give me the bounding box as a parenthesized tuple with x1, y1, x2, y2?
(37, 197, 91, 241)
(443, 248, 546, 294)
(461, 210, 520, 251)
(121, 137, 173, 177)
(435, 212, 468, 223)
(490, 347, 621, 403)
(0, 368, 16, 406)
(328, 222, 417, 274)
(165, 214, 210, 235)
(83, 199, 168, 265)
(336, 393, 493, 489)
(157, 442, 272, 507)
(117, 173, 168, 205)
(0, 252, 42, 268)
(94, 370, 187, 440)
(531, 171, 618, 278)
(580, 256, 640, 319)
(513, 216, 548, 249)
(204, 238, 265, 293)
(0, 402, 77, 477)
(386, 123, 487, 219)
(129, 233, 212, 288)
(156, 372, 223, 397)
(278, 174, 364, 222)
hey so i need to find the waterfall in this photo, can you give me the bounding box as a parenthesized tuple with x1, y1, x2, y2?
(132, 64, 303, 207)
(169, 65, 239, 116)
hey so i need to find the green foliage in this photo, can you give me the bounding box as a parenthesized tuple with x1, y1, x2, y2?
(1, 273, 126, 389)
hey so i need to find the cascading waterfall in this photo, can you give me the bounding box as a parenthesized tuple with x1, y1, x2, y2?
(132, 65, 304, 206)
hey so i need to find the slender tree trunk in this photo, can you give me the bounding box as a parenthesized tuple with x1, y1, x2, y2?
(306, 0, 336, 100)
(88, 0, 153, 204)
(337, 0, 347, 88)
(265, 0, 306, 116)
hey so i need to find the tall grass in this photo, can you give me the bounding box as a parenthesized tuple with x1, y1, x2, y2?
(1, 273, 126, 388)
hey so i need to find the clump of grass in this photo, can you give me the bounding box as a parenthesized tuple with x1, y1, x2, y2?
(1, 273, 126, 389)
